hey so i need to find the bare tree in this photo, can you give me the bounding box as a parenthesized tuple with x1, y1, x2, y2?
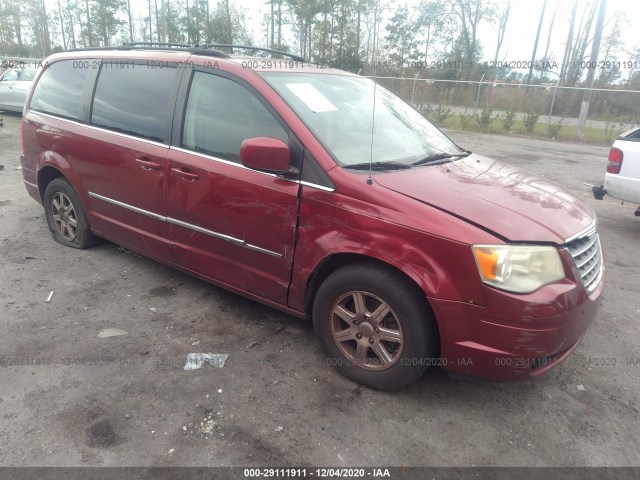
(269, 0, 275, 48)
(64, 0, 78, 48)
(127, 0, 133, 41)
(263, 0, 285, 49)
(24, 0, 51, 55)
(596, 11, 624, 85)
(447, 0, 495, 77)
(492, 0, 510, 67)
(559, 0, 578, 85)
(526, 0, 547, 85)
(577, 0, 607, 139)
(85, 0, 92, 46)
(541, 1, 558, 69)
(286, 0, 321, 59)
(0, 0, 25, 48)
(564, 0, 598, 86)
(148, 0, 152, 40)
(57, 0, 67, 48)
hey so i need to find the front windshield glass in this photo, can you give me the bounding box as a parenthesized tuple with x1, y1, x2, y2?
(261, 72, 463, 168)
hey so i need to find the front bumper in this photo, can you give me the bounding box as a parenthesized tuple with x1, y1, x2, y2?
(430, 250, 604, 381)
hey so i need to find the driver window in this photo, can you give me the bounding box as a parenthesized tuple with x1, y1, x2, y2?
(182, 71, 288, 163)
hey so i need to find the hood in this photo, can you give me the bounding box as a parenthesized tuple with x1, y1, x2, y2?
(374, 154, 594, 244)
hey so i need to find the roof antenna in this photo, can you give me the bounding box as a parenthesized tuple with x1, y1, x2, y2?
(367, 0, 381, 186)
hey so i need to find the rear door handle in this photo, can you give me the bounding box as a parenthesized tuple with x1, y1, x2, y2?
(136, 158, 161, 171)
(171, 167, 200, 181)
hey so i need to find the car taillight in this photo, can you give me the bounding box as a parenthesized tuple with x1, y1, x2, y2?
(607, 147, 623, 174)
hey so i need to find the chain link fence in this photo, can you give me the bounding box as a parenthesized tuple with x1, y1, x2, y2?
(375, 75, 640, 143)
(3, 53, 638, 143)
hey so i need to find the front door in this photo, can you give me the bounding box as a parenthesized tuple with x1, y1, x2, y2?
(166, 70, 300, 305)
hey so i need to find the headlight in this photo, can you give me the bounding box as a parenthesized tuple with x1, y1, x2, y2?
(472, 244, 565, 293)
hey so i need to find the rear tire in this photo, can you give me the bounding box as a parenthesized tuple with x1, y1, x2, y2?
(44, 178, 97, 249)
(313, 262, 438, 391)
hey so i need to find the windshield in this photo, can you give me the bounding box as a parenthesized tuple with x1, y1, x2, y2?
(261, 72, 464, 168)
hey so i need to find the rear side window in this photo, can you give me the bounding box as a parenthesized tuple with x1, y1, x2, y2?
(30, 61, 89, 120)
(182, 71, 288, 162)
(91, 66, 177, 143)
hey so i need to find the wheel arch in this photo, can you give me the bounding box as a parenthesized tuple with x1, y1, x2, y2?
(304, 253, 438, 328)
(37, 165, 65, 202)
(305, 252, 442, 361)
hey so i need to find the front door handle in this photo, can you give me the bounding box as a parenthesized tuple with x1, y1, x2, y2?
(171, 167, 200, 181)
(136, 158, 161, 171)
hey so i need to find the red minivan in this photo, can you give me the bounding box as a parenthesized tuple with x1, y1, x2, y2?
(20, 44, 604, 390)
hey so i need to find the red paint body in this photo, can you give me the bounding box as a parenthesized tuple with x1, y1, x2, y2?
(21, 50, 604, 381)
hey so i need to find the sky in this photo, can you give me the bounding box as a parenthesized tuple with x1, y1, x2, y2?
(476, 0, 639, 66)
(232, 0, 640, 72)
(113, 0, 640, 74)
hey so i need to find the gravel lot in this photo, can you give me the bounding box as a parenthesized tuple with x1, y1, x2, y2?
(1, 112, 639, 467)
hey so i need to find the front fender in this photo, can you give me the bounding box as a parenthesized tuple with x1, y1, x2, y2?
(288, 191, 490, 313)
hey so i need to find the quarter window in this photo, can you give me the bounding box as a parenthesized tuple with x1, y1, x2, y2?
(30, 61, 89, 120)
(182, 71, 288, 162)
(91, 65, 176, 143)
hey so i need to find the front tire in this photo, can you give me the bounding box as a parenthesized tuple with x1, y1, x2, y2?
(44, 178, 97, 249)
(313, 263, 438, 391)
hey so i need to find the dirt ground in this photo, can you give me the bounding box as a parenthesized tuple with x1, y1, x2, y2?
(0, 112, 639, 468)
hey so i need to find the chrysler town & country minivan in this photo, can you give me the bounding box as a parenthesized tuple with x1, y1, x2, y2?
(20, 44, 604, 390)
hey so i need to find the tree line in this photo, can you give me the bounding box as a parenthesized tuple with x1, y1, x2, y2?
(0, 0, 638, 88)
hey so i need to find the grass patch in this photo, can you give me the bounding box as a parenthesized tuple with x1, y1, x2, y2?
(442, 116, 621, 143)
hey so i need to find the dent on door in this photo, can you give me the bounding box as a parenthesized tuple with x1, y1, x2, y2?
(166, 147, 299, 304)
(166, 69, 300, 305)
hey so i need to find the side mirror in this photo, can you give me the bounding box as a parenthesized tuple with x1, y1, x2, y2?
(240, 137, 290, 174)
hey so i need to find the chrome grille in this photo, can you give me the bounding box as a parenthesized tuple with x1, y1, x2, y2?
(565, 229, 603, 293)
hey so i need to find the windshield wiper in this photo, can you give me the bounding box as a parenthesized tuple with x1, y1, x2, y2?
(411, 151, 471, 167)
(345, 161, 412, 171)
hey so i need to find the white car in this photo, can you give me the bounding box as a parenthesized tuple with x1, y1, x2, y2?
(593, 127, 640, 216)
(0, 64, 38, 112)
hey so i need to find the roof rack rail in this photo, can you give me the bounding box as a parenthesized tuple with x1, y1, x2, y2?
(66, 42, 307, 62)
(197, 44, 306, 63)
(68, 43, 231, 59)
(121, 42, 193, 49)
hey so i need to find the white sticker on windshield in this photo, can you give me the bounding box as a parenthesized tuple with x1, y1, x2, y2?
(285, 83, 337, 113)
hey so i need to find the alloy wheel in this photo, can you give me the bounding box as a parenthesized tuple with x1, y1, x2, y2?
(330, 291, 404, 370)
(51, 192, 78, 241)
